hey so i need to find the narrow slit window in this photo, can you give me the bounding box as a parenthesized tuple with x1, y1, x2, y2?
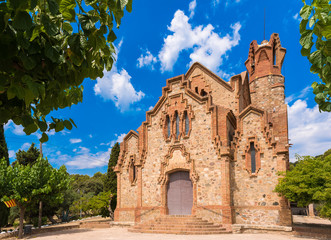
(129, 159, 136, 183)
(250, 142, 256, 173)
(132, 164, 136, 182)
(195, 87, 199, 94)
(185, 111, 189, 135)
(175, 112, 180, 139)
(273, 44, 276, 65)
(166, 115, 170, 138)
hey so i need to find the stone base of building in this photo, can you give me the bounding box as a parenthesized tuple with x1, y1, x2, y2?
(115, 205, 293, 234)
(232, 224, 292, 234)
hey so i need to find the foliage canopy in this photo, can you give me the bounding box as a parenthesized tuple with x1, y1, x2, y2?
(299, 0, 331, 112)
(0, 157, 70, 237)
(0, 0, 132, 142)
(275, 149, 331, 219)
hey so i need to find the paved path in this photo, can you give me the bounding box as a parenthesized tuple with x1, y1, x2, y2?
(24, 227, 318, 240)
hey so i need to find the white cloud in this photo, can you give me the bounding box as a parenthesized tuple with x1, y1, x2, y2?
(89, 134, 93, 138)
(110, 133, 126, 147)
(288, 99, 331, 162)
(21, 142, 30, 151)
(4, 120, 57, 139)
(12, 124, 25, 135)
(64, 132, 126, 169)
(65, 147, 111, 169)
(285, 86, 311, 104)
(212, 0, 220, 7)
(158, 10, 241, 73)
(137, 49, 158, 69)
(94, 68, 145, 112)
(188, 0, 197, 18)
(148, 106, 153, 111)
(8, 150, 15, 158)
(94, 40, 145, 112)
(293, 13, 302, 23)
(70, 138, 82, 144)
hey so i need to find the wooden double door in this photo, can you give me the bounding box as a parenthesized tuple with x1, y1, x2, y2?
(167, 171, 193, 215)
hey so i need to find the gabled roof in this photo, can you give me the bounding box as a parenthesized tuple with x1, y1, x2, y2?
(185, 62, 233, 92)
(239, 105, 264, 119)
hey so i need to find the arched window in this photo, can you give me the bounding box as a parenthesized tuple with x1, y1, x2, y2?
(175, 111, 180, 139)
(166, 115, 170, 138)
(184, 111, 189, 135)
(250, 142, 256, 173)
(129, 158, 136, 184)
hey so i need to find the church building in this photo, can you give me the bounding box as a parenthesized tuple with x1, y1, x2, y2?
(114, 33, 292, 231)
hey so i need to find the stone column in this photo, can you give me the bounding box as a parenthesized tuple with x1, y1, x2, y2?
(114, 172, 121, 221)
(277, 152, 292, 226)
(220, 153, 233, 225)
(135, 166, 143, 222)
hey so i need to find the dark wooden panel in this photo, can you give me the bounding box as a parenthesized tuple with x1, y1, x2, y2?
(167, 171, 193, 215)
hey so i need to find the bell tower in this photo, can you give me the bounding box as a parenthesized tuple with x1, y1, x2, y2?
(244, 33, 292, 226)
(244, 33, 286, 113)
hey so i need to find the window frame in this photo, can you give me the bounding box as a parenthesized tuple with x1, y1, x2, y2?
(244, 137, 261, 176)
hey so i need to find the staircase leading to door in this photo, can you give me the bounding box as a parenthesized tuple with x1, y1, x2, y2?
(129, 215, 231, 234)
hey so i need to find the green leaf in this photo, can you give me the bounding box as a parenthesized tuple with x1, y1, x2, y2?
(30, 0, 38, 9)
(321, 25, 331, 39)
(62, 21, 73, 33)
(301, 47, 311, 57)
(47, 0, 59, 15)
(40, 133, 49, 143)
(9, 0, 27, 10)
(12, 11, 32, 31)
(55, 121, 64, 132)
(45, 45, 60, 63)
(69, 118, 77, 128)
(300, 30, 313, 49)
(300, 19, 308, 34)
(21, 54, 36, 70)
(120, 0, 129, 10)
(38, 121, 48, 132)
(309, 15, 315, 28)
(24, 88, 35, 105)
(59, 0, 76, 21)
(63, 120, 72, 130)
(107, 30, 117, 42)
(126, 0, 132, 12)
(24, 123, 38, 134)
(300, 5, 312, 20)
(30, 25, 45, 41)
(41, 14, 58, 36)
(309, 50, 323, 69)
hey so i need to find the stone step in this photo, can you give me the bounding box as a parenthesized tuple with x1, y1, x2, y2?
(129, 229, 231, 235)
(154, 218, 207, 222)
(133, 223, 221, 229)
(133, 226, 226, 231)
(152, 220, 214, 225)
(130, 215, 231, 235)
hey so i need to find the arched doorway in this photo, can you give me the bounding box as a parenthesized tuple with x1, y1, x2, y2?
(167, 171, 193, 215)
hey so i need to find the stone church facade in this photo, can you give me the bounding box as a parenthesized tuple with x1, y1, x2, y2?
(114, 33, 292, 228)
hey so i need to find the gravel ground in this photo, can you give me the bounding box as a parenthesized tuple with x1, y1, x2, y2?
(23, 227, 318, 240)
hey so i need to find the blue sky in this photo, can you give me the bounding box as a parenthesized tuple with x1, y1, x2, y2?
(4, 0, 331, 175)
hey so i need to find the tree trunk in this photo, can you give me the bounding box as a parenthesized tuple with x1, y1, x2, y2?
(47, 215, 57, 224)
(18, 204, 25, 239)
(38, 200, 42, 229)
